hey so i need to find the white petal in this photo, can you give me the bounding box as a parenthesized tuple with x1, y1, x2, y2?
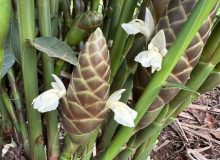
(51, 74, 66, 91)
(144, 7, 155, 38)
(122, 19, 150, 37)
(2, 139, 17, 157)
(160, 48, 168, 57)
(134, 50, 163, 73)
(32, 89, 61, 113)
(107, 101, 137, 128)
(148, 30, 166, 51)
(107, 89, 126, 102)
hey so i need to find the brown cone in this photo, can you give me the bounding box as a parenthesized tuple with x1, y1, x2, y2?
(61, 28, 110, 144)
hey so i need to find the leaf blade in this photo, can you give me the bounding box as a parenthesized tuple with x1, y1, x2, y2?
(31, 37, 79, 66)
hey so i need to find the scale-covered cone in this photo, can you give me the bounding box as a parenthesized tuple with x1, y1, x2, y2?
(61, 28, 110, 144)
(134, 0, 217, 129)
(65, 11, 103, 46)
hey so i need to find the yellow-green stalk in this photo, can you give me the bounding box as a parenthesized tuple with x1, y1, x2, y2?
(37, 0, 59, 159)
(17, 0, 45, 159)
(7, 69, 29, 156)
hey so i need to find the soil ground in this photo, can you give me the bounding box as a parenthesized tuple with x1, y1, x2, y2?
(151, 86, 220, 160)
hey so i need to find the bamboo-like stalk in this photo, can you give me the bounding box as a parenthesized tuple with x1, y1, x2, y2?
(7, 68, 29, 156)
(110, 0, 138, 81)
(98, 1, 218, 159)
(116, 106, 168, 159)
(37, 0, 60, 159)
(17, 0, 45, 159)
(49, 0, 59, 37)
(81, 128, 99, 160)
(59, 135, 79, 160)
(198, 63, 220, 93)
(134, 130, 162, 160)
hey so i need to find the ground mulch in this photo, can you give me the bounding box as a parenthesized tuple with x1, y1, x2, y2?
(151, 86, 220, 160)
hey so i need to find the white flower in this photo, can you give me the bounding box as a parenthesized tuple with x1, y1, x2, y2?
(134, 30, 168, 73)
(121, 7, 154, 39)
(2, 139, 17, 157)
(32, 74, 66, 113)
(106, 89, 137, 128)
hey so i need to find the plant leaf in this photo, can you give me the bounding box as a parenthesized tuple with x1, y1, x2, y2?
(163, 82, 199, 94)
(30, 37, 79, 66)
(10, 16, 21, 63)
(2, 48, 15, 78)
(1, 20, 16, 78)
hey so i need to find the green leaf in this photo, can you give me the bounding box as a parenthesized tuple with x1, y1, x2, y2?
(2, 48, 15, 78)
(10, 16, 21, 63)
(163, 82, 198, 93)
(1, 19, 16, 78)
(30, 37, 79, 66)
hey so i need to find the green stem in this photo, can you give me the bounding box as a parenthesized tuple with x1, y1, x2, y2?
(91, 0, 100, 11)
(102, 0, 114, 38)
(0, 47, 3, 80)
(108, 0, 124, 40)
(60, 98, 79, 159)
(0, 97, 13, 135)
(17, 0, 45, 159)
(37, 0, 60, 159)
(99, 1, 218, 159)
(7, 68, 29, 156)
(0, 119, 4, 148)
(134, 129, 162, 160)
(0, 85, 21, 140)
(55, 59, 65, 75)
(116, 106, 168, 159)
(50, 0, 59, 37)
(81, 128, 99, 160)
(110, 0, 138, 81)
(198, 63, 220, 93)
(59, 135, 79, 160)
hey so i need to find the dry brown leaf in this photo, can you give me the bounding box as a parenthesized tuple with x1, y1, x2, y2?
(187, 148, 208, 160)
(182, 126, 220, 145)
(204, 112, 216, 129)
(209, 128, 220, 140)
